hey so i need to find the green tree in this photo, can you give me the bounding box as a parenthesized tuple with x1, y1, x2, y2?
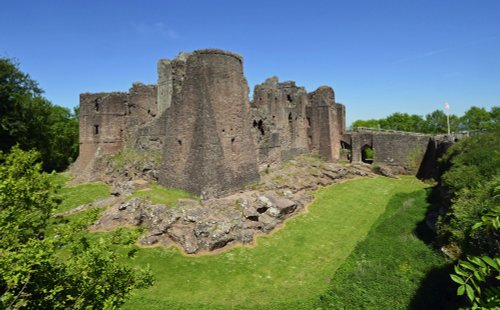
(438, 133, 500, 256)
(0, 147, 153, 309)
(0, 146, 55, 248)
(461, 106, 492, 131)
(0, 57, 78, 171)
(484, 106, 500, 131)
(450, 206, 500, 309)
(379, 112, 426, 132)
(422, 110, 460, 134)
(351, 119, 380, 130)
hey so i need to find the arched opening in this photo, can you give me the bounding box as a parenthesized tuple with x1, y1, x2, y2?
(361, 144, 374, 164)
(340, 141, 352, 161)
(286, 94, 293, 102)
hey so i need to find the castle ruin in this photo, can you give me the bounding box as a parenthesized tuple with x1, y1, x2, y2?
(75, 49, 441, 198)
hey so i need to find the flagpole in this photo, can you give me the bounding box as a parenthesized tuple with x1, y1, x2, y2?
(447, 112, 450, 135)
(444, 102, 450, 135)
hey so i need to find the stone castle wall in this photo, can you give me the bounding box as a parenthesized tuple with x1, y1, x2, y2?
(158, 49, 260, 198)
(251, 77, 310, 166)
(348, 130, 432, 168)
(75, 48, 444, 197)
(77, 92, 128, 170)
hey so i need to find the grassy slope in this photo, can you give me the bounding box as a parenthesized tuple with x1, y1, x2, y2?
(48, 173, 110, 213)
(317, 185, 453, 309)
(122, 177, 429, 309)
(127, 183, 194, 206)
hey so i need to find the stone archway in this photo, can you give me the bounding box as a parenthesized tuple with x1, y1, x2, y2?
(340, 140, 352, 162)
(361, 144, 374, 164)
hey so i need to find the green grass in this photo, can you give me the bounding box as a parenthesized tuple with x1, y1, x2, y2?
(48, 173, 110, 213)
(121, 176, 430, 309)
(127, 183, 194, 206)
(317, 186, 453, 309)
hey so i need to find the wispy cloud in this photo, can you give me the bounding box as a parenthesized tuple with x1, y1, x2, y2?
(393, 48, 447, 64)
(133, 22, 179, 39)
(392, 34, 500, 65)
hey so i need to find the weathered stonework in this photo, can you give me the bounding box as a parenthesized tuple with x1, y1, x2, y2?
(77, 92, 128, 171)
(75, 48, 445, 198)
(306, 86, 344, 161)
(158, 49, 260, 198)
(72, 48, 461, 254)
(251, 77, 310, 167)
(346, 129, 433, 171)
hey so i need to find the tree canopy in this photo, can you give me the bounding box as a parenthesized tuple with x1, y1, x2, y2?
(351, 106, 499, 134)
(0, 147, 153, 309)
(0, 57, 78, 171)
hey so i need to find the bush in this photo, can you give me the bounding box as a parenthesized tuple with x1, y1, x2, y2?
(0, 147, 153, 309)
(437, 133, 500, 256)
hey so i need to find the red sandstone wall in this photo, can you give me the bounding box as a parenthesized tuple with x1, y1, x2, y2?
(159, 49, 260, 198)
(77, 92, 127, 170)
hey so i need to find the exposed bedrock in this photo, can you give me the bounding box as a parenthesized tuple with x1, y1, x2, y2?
(91, 157, 373, 254)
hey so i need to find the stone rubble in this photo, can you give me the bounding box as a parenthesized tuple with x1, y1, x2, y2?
(90, 157, 373, 254)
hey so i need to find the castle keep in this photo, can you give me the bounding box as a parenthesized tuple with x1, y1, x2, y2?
(75, 49, 438, 198)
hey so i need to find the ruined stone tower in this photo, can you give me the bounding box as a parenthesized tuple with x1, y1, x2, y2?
(77, 92, 127, 170)
(158, 49, 260, 198)
(74, 48, 349, 197)
(307, 86, 344, 161)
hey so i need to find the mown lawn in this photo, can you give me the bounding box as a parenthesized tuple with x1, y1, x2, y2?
(316, 186, 453, 309)
(127, 183, 194, 206)
(48, 173, 110, 213)
(121, 176, 431, 309)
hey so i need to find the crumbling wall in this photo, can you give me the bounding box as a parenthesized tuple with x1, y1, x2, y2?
(125, 83, 165, 151)
(159, 49, 260, 198)
(306, 86, 342, 161)
(348, 130, 432, 169)
(157, 52, 190, 115)
(251, 77, 309, 167)
(76, 92, 127, 171)
(127, 83, 157, 126)
(75, 48, 351, 196)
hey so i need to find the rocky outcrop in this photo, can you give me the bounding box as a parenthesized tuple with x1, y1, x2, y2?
(90, 156, 373, 254)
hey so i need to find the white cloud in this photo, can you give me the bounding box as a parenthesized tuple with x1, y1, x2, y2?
(133, 22, 179, 39)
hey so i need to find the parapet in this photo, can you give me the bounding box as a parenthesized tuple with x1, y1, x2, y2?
(193, 48, 243, 63)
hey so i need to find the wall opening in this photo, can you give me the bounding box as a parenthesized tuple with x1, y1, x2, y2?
(231, 137, 236, 152)
(94, 100, 99, 112)
(253, 119, 265, 136)
(177, 139, 182, 146)
(286, 94, 293, 102)
(307, 117, 311, 127)
(94, 125, 99, 135)
(288, 113, 292, 124)
(340, 141, 352, 161)
(361, 144, 374, 164)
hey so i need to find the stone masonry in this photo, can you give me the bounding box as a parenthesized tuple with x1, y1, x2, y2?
(158, 50, 260, 198)
(75, 48, 441, 198)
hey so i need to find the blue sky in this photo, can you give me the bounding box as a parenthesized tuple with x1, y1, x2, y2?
(1, 0, 499, 125)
